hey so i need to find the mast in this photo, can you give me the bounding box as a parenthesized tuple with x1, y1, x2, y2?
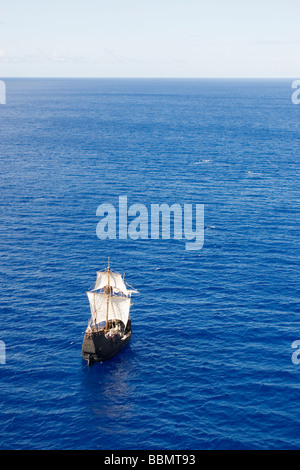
(105, 258, 110, 332)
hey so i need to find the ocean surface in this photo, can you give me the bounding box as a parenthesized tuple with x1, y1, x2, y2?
(0, 78, 299, 450)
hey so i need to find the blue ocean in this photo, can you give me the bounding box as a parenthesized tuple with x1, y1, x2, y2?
(0, 79, 299, 450)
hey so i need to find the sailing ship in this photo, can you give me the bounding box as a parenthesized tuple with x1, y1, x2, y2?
(82, 260, 138, 365)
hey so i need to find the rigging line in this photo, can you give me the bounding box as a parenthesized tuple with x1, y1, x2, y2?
(125, 281, 138, 291)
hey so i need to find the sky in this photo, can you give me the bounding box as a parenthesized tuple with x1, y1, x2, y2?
(0, 0, 300, 77)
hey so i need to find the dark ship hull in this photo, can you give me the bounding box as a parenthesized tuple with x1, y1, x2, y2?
(82, 320, 132, 364)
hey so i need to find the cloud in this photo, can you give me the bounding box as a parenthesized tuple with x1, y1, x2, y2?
(48, 52, 67, 62)
(105, 48, 143, 64)
(253, 40, 300, 45)
(0, 48, 90, 65)
(0, 49, 23, 63)
(41, 50, 88, 63)
(0, 50, 41, 63)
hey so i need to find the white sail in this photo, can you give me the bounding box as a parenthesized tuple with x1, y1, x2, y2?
(87, 292, 131, 327)
(109, 296, 131, 327)
(87, 291, 96, 317)
(92, 271, 128, 296)
(127, 289, 139, 295)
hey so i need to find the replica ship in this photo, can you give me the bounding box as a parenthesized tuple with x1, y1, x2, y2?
(82, 260, 138, 365)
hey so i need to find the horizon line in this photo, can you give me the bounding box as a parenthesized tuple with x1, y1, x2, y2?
(0, 76, 297, 80)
